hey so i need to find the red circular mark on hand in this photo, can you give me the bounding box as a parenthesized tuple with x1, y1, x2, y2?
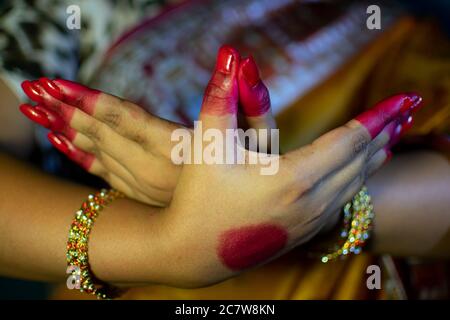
(218, 224, 288, 271)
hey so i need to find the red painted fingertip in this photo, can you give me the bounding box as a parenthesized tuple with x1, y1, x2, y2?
(39, 77, 63, 100)
(19, 103, 50, 128)
(47, 132, 93, 169)
(47, 132, 70, 155)
(387, 124, 402, 149)
(355, 93, 422, 139)
(21, 80, 44, 103)
(241, 56, 260, 87)
(51, 79, 100, 114)
(238, 56, 270, 117)
(384, 148, 393, 164)
(34, 105, 66, 133)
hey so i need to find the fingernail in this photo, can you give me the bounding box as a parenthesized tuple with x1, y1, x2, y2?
(21, 80, 44, 103)
(19, 104, 50, 128)
(216, 45, 236, 74)
(241, 56, 260, 87)
(47, 132, 70, 155)
(384, 149, 393, 164)
(35, 105, 65, 132)
(39, 77, 63, 100)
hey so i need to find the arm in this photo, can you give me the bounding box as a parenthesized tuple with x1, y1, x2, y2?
(0, 153, 179, 287)
(1, 149, 447, 289)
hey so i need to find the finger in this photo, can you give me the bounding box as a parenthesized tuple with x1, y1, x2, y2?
(47, 132, 96, 170)
(71, 132, 140, 187)
(314, 149, 367, 203)
(285, 93, 423, 182)
(59, 131, 168, 206)
(37, 78, 179, 153)
(319, 173, 366, 234)
(387, 111, 414, 149)
(355, 92, 422, 138)
(366, 147, 390, 177)
(67, 105, 149, 168)
(311, 121, 398, 203)
(88, 158, 160, 206)
(29, 83, 146, 166)
(238, 56, 277, 153)
(19, 104, 50, 128)
(21, 84, 168, 174)
(368, 120, 397, 157)
(71, 131, 171, 205)
(37, 78, 99, 113)
(199, 45, 240, 131)
(323, 146, 387, 227)
(21, 81, 78, 136)
(321, 147, 390, 227)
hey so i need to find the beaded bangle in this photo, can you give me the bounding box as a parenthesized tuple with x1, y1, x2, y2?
(66, 188, 124, 299)
(321, 186, 374, 263)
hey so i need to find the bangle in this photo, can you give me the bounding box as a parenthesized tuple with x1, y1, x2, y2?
(66, 188, 124, 299)
(320, 186, 374, 263)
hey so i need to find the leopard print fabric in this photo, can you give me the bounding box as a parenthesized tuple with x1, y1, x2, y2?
(0, 0, 171, 176)
(0, 0, 170, 96)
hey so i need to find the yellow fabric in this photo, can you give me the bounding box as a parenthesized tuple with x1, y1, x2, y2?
(52, 17, 449, 300)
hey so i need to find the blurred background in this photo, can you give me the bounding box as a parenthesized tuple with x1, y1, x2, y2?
(0, 0, 449, 299)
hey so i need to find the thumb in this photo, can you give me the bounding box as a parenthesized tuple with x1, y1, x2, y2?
(200, 45, 240, 131)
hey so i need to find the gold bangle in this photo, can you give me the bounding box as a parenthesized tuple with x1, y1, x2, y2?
(66, 188, 124, 299)
(321, 186, 374, 263)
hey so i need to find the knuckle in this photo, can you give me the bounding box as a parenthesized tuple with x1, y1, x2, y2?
(351, 130, 370, 157)
(131, 133, 148, 147)
(101, 111, 121, 128)
(84, 122, 103, 143)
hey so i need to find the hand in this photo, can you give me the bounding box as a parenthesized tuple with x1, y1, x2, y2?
(159, 47, 422, 284)
(19, 47, 276, 206)
(20, 46, 422, 287)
